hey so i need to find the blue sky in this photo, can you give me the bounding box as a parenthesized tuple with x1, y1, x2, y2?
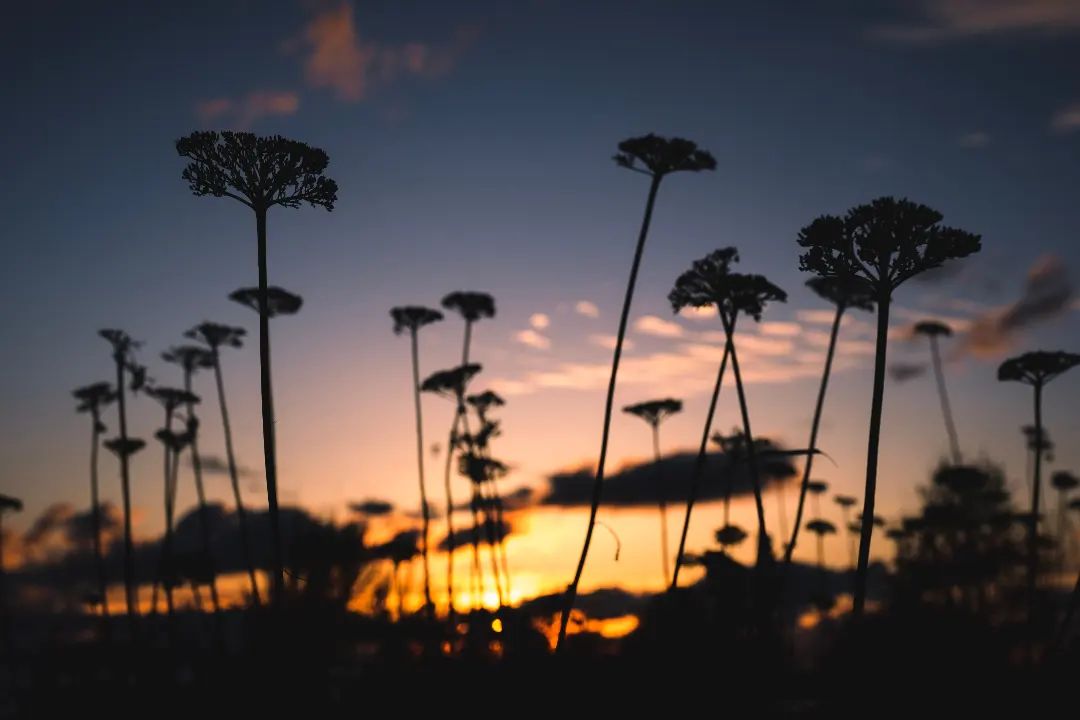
(2, 0, 1080, 589)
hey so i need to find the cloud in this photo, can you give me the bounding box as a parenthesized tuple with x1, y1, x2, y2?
(295, 2, 477, 102)
(678, 305, 718, 321)
(530, 313, 550, 330)
(889, 362, 928, 383)
(958, 255, 1073, 358)
(195, 90, 299, 128)
(515, 329, 551, 350)
(1052, 102, 1080, 133)
(542, 442, 798, 509)
(575, 301, 600, 318)
(873, 0, 1080, 43)
(589, 334, 633, 351)
(193, 454, 254, 478)
(759, 322, 802, 337)
(349, 499, 394, 516)
(435, 519, 511, 552)
(959, 131, 991, 148)
(634, 315, 684, 338)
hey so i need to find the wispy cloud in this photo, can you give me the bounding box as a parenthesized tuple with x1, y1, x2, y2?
(515, 329, 551, 350)
(760, 321, 802, 337)
(294, 2, 478, 102)
(589, 334, 632, 351)
(195, 90, 300, 128)
(1051, 102, 1080, 133)
(634, 315, 683, 338)
(530, 313, 550, 330)
(678, 305, 718, 321)
(873, 0, 1080, 43)
(575, 300, 600, 318)
(958, 255, 1073, 358)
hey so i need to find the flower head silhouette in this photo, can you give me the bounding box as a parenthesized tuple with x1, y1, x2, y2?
(185, 322, 245, 350)
(623, 398, 683, 427)
(421, 364, 483, 401)
(667, 248, 786, 590)
(391, 305, 444, 335)
(558, 134, 714, 650)
(914, 320, 962, 463)
(715, 523, 748, 548)
(999, 350, 1080, 626)
(466, 390, 506, 421)
(441, 292, 495, 324)
(73, 381, 116, 627)
(230, 287, 303, 317)
(613, 134, 717, 177)
(797, 198, 980, 617)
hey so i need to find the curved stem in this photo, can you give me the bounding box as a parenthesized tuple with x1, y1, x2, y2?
(853, 294, 891, 618)
(557, 175, 662, 651)
(1027, 381, 1043, 630)
(784, 303, 844, 566)
(670, 340, 730, 589)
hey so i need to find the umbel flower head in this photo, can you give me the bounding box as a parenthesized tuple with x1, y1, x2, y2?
(623, 398, 683, 427)
(391, 305, 444, 335)
(459, 454, 509, 485)
(998, 350, 1080, 386)
(805, 276, 875, 312)
(155, 428, 193, 453)
(613, 134, 717, 177)
(186, 322, 245, 350)
(914, 320, 952, 338)
(420, 364, 483, 399)
(0, 495, 24, 513)
(807, 480, 829, 495)
(466, 390, 505, 420)
(668, 248, 787, 322)
(441, 291, 496, 322)
(162, 345, 214, 374)
(105, 438, 146, 458)
(806, 519, 837, 536)
(98, 329, 150, 392)
(1052, 471, 1079, 492)
(797, 197, 981, 294)
(146, 386, 200, 416)
(73, 382, 116, 415)
(715, 523, 748, 547)
(834, 495, 857, 509)
(176, 131, 338, 211)
(230, 287, 303, 317)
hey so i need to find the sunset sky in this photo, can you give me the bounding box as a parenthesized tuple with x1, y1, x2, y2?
(3, 0, 1080, 607)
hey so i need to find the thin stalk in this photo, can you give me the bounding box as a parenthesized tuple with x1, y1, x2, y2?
(1027, 381, 1043, 629)
(256, 206, 285, 606)
(652, 424, 670, 584)
(853, 294, 891, 617)
(557, 174, 662, 651)
(671, 340, 731, 589)
(213, 351, 260, 605)
(89, 408, 111, 634)
(409, 329, 434, 618)
(785, 302, 844, 566)
(115, 357, 138, 634)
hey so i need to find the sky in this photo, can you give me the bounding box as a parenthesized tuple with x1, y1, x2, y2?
(2, 0, 1080, 609)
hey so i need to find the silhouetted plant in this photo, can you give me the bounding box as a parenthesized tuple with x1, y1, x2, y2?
(178, 130, 337, 605)
(558, 134, 715, 649)
(99, 329, 148, 628)
(998, 351, 1080, 626)
(73, 382, 116, 629)
(1051, 472, 1078, 543)
(186, 321, 260, 605)
(834, 494, 858, 569)
(798, 197, 981, 616)
(806, 519, 836, 570)
(422, 363, 483, 613)
(162, 345, 222, 618)
(715, 523, 748, 549)
(0, 494, 23, 654)
(146, 385, 198, 618)
(669, 247, 787, 569)
(467, 389, 512, 602)
(390, 305, 444, 619)
(785, 277, 874, 568)
(914, 320, 961, 464)
(459, 452, 510, 608)
(623, 398, 683, 582)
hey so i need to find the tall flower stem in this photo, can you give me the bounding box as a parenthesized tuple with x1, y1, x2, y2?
(558, 174, 661, 650)
(651, 424, 670, 584)
(671, 342, 730, 588)
(256, 206, 285, 607)
(785, 303, 844, 566)
(88, 407, 111, 632)
(114, 359, 138, 634)
(409, 328, 434, 619)
(1027, 381, 1044, 628)
(443, 320, 473, 617)
(211, 350, 260, 605)
(854, 294, 891, 617)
